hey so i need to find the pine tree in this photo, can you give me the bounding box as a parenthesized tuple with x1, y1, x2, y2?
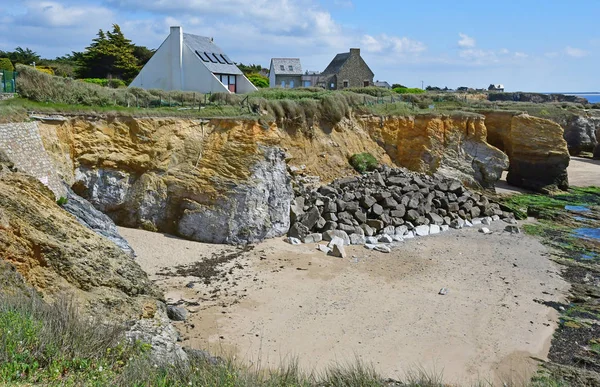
(76, 25, 140, 83)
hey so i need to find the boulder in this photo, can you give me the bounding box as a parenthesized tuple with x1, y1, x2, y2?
(415, 225, 430, 236)
(303, 233, 323, 244)
(349, 233, 367, 245)
(167, 305, 188, 322)
(288, 222, 310, 240)
(329, 244, 347, 259)
(323, 230, 351, 246)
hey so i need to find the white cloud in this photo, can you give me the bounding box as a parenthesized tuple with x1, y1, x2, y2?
(361, 34, 426, 55)
(458, 33, 476, 48)
(514, 52, 528, 58)
(565, 46, 589, 58)
(18, 1, 113, 28)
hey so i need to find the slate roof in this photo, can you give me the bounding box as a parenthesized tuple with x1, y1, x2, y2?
(270, 58, 302, 75)
(374, 81, 391, 88)
(321, 53, 350, 75)
(183, 33, 243, 75)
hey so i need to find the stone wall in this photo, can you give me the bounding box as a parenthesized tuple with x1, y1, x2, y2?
(0, 122, 65, 198)
(0, 93, 15, 101)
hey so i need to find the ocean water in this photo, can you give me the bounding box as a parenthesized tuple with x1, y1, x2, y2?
(567, 94, 600, 103)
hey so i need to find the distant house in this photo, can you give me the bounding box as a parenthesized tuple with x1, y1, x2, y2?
(318, 48, 374, 90)
(129, 26, 257, 94)
(301, 71, 321, 88)
(488, 84, 505, 92)
(269, 58, 302, 88)
(374, 80, 391, 89)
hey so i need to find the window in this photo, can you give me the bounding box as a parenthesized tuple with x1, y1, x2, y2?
(288, 65, 293, 71)
(280, 65, 285, 71)
(290, 80, 294, 88)
(364, 81, 370, 87)
(205, 52, 217, 63)
(217, 74, 237, 93)
(281, 80, 286, 88)
(330, 83, 335, 89)
(343, 80, 349, 88)
(303, 81, 311, 87)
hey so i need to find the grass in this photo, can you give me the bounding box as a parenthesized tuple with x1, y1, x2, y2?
(349, 152, 378, 173)
(0, 290, 575, 386)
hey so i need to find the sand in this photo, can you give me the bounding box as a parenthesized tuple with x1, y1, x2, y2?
(121, 219, 568, 385)
(118, 156, 600, 384)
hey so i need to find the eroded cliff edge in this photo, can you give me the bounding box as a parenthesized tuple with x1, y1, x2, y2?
(34, 111, 569, 243)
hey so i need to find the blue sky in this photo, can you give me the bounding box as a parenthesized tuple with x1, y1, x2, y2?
(1, 0, 598, 91)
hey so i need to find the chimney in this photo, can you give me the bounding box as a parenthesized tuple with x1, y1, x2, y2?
(350, 48, 360, 56)
(169, 26, 184, 90)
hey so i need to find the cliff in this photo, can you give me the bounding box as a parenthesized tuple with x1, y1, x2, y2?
(484, 111, 570, 191)
(0, 168, 160, 321)
(359, 113, 508, 188)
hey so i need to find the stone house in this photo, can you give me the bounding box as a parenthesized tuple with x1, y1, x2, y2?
(269, 58, 302, 88)
(318, 48, 374, 90)
(129, 26, 256, 94)
(488, 84, 505, 92)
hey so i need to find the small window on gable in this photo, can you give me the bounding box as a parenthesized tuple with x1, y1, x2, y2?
(343, 80, 349, 88)
(288, 65, 293, 71)
(280, 65, 285, 71)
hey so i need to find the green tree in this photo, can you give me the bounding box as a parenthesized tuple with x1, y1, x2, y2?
(132, 45, 155, 66)
(0, 58, 14, 71)
(0, 47, 41, 66)
(76, 24, 140, 83)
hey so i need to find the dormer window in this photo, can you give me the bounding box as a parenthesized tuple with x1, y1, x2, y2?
(288, 65, 293, 71)
(280, 65, 285, 70)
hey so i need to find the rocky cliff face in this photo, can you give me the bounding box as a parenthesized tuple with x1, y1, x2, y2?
(484, 112, 570, 191)
(0, 169, 160, 320)
(562, 114, 600, 155)
(39, 117, 294, 244)
(359, 113, 509, 188)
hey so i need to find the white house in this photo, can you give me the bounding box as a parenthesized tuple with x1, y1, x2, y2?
(129, 26, 257, 94)
(269, 58, 302, 88)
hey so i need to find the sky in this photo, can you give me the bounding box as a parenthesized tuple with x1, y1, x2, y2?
(1, 0, 598, 92)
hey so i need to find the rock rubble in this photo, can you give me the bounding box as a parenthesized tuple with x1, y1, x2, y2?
(288, 166, 514, 249)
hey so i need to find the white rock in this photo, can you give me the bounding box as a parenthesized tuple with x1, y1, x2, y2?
(328, 236, 345, 248)
(317, 244, 331, 254)
(378, 234, 393, 243)
(395, 225, 408, 236)
(329, 244, 347, 258)
(482, 217, 492, 226)
(471, 218, 482, 225)
(303, 233, 323, 244)
(415, 225, 430, 237)
(404, 231, 415, 239)
(492, 215, 500, 221)
(464, 220, 473, 227)
(440, 225, 450, 232)
(374, 245, 391, 253)
(349, 233, 366, 245)
(364, 244, 377, 250)
(479, 227, 491, 234)
(392, 235, 404, 242)
(287, 237, 302, 245)
(365, 236, 379, 244)
(429, 224, 441, 234)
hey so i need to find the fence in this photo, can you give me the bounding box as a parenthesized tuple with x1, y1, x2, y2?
(1, 70, 17, 93)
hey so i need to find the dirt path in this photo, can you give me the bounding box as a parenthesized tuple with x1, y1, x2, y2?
(121, 220, 568, 385)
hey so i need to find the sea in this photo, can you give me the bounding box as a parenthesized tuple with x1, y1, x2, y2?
(547, 93, 600, 104)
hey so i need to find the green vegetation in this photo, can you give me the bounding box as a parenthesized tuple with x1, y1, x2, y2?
(393, 87, 425, 94)
(247, 74, 269, 88)
(0, 58, 14, 71)
(0, 291, 570, 386)
(76, 24, 140, 83)
(349, 153, 378, 173)
(56, 197, 68, 206)
(82, 78, 127, 88)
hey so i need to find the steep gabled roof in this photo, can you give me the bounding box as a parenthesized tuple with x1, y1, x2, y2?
(270, 58, 303, 75)
(321, 53, 350, 75)
(183, 34, 243, 75)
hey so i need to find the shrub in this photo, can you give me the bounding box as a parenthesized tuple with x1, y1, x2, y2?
(0, 58, 14, 71)
(393, 87, 425, 94)
(349, 152, 378, 173)
(56, 196, 68, 206)
(247, 73, 269, 88)
(35, 66, 54, 75)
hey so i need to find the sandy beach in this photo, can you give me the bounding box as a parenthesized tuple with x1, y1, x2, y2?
(121, 219, 568, 385)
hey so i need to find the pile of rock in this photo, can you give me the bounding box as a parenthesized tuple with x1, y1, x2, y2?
(287, 166, 514, 253)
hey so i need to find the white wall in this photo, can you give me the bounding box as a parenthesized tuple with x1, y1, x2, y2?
(130, 26, 257, 94)
(269, 62, 276, 88)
